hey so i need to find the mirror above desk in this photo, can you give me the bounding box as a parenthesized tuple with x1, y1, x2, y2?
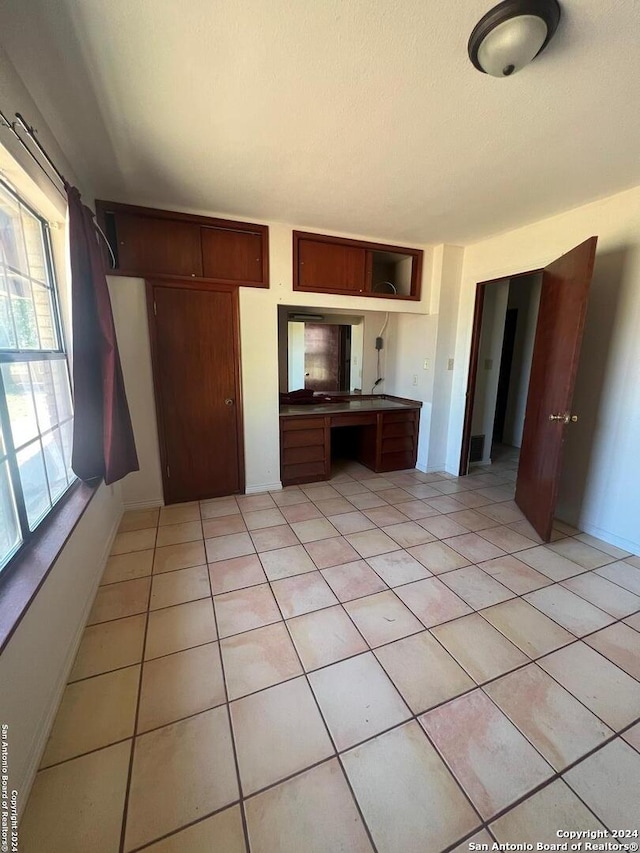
(278, 305, 367, 395)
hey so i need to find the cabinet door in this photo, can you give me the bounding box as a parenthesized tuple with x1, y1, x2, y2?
(297, 239, 366, 293)
(116, 213, 203, 277)
(150, 284, 243, 502)
(201, 227, 263, 283)
(379, 410, 419, 471)
(280, 416, 329, 485)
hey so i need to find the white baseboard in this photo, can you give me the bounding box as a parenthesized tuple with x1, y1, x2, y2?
(245, 482, 282, 494)
(17, 510, 122, 816)
(419, 462, 451, 474)
(123, 499, 164, 510)
(577, 520, 639, 557)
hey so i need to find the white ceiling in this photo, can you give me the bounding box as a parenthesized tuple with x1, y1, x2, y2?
(1, 0, 639, 244)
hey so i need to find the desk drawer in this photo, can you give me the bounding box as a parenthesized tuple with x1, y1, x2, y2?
(382, 420, 416, 439)
(282, 427, 325, 449)
(281, 460, 326, 484)
(281, 416, 324, 431)
(382, 409, 419, 424)
(382, 436, 415, 454)
(281, 415, 329, 485)
(329, 413, 377, 428)
(282, 445, 326, 465)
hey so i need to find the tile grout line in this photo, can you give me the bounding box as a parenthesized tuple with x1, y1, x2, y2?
(47, 626, 640, 777)
(117, 518, 158, 853)
(88, 536, 640, 704)
(250, 555, 383, 853)
(201, 508, 254, 853)
(92, 530, 640, 694)
(41, 469, 640, 851)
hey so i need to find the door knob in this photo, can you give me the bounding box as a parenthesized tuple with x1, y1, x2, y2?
(225, 398, 234, 406)
(549, 413, 578, 424)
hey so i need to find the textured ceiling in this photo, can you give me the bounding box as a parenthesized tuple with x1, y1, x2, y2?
(1, 0, 639, 244)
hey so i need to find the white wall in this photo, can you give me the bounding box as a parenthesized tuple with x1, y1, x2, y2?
(0, 484, 122, 813)
(108, 277, 164, 508)
(503, 275, 542, 447)
(471, 280, 509, 463)
(384, 244, 464, 473)
(384, 312, 436, 470)
(111, 220, 433, 502)
(449, 184, 640, 552)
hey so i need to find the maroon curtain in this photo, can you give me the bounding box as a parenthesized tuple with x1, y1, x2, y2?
(65, 184, 139, 484)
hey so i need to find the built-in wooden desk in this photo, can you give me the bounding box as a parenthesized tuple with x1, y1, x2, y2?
(279, 395, 422, 486)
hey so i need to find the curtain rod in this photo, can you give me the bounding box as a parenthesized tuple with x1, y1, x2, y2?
(0, 107, 66, 199)
(14, 112, 68, 187)
(0, 109, 117, 268)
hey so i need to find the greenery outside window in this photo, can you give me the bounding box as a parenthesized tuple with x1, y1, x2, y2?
(0, 178, 74, 574)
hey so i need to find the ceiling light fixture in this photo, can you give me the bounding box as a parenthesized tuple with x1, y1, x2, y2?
(468, 0, 561, 78)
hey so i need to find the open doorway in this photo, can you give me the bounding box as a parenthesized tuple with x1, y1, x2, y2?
(459, 237, 597, 542)
(465, 272, 543, 472)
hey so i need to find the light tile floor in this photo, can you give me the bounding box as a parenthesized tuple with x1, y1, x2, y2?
(19, 458, 640, 853)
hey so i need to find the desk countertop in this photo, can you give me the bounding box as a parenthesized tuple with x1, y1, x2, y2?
(279, 395, 422, 417)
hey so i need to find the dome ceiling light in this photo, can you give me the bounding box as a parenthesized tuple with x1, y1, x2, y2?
(468, 0, 561, 78)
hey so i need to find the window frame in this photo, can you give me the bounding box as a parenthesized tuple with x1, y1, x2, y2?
(0, 176, 76, 575)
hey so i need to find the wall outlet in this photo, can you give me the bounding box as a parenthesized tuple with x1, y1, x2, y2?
(447, 358, 454, 371)
(412, 374, 418, 386)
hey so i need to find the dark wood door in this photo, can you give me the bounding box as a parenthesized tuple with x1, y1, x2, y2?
(201, 227, 263, 283)
(515, 237, 597, 541)
(298, 239, 367, 293)
(304, 324, 341, 391)
(117, 213, 203, 277)
(148, 283, 243, 503)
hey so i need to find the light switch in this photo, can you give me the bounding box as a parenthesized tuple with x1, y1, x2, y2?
(412, 374, 418, 386)
(447, 358, 454, 371)
(484, 358, 493, 370)
(423, 359, 430, 370)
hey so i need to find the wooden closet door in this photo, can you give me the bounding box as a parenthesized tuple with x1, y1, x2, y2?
(148, 283, 243, 503)
(515, 237, 597, 541)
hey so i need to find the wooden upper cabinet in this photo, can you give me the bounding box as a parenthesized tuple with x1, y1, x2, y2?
(116, 213, 203, 278)
(298, 239, 367, 293)
(293, 231, 422, 301)
(201, 226, 263, 283)
(95, 200, 269, 288)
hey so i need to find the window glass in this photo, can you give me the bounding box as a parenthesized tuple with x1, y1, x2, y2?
(2, 363, 40, 449)
(0, 460, 21, 565)
(42, 428, 69, 503)
(0, 178, 74, 572)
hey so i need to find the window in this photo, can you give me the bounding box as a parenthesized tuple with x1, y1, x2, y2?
(0, 178, 74, 573)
